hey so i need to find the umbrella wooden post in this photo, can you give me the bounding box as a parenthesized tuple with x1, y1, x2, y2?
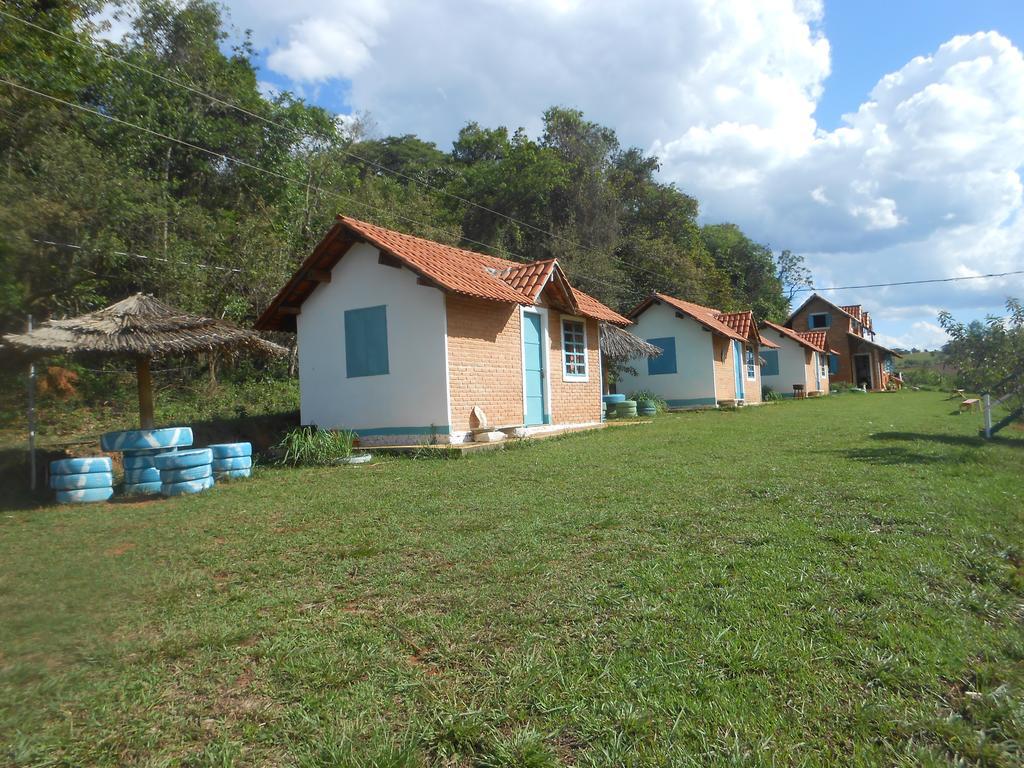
(136, 356, 155, 429)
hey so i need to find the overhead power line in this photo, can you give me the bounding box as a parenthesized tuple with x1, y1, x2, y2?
(0, 8, 676, 288)
(794, 270, 1024, 293)
(31, 238, 244, 273)
(2, 77, 643, 300)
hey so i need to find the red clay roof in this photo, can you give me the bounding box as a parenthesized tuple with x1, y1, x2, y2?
(840, 304, 862, 321)
(256, 216, 629, 330)
(631, 293, 773, 346)
(760, 321, 835, 353)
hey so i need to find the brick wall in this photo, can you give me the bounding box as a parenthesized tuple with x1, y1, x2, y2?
(445, 295, 524, 432)
(712, 335, 735, 401)
(547, 312, 602, 424)
(745, 345, 762, 404)
(789, 297, 854, 384)
(445, 296, 603, 432)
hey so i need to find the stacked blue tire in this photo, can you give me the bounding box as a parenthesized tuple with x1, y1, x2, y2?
(50, 457, 114, 504)
(209, 443, 253, 481)
(155, 448, 214, 496)
(102, 427, 193, 496)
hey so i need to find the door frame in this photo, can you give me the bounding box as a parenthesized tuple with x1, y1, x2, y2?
(732, 339, 745, 400)
(520, 306, 551, 425)
(853, 352, 873, 389)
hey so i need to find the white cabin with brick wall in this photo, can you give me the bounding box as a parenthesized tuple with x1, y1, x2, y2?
(256, 216, 629, 445)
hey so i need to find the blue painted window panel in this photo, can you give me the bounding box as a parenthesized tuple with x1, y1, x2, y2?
(345, 305, 389, 378)
(809, 313, 832, 329)
(761, 349, 779, 376)
(646, 337, 677, 375)
(828, 353, 840, 374)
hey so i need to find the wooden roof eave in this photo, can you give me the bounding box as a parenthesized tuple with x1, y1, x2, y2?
(255, 223, 351, 331)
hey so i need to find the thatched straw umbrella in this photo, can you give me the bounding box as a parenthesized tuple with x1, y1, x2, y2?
(600, 323, 662, 361)
(3, 293, 287, 428)
(599, 323, 662, 395)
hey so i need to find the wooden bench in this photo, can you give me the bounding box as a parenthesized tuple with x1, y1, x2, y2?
(960, 398, 980, 413)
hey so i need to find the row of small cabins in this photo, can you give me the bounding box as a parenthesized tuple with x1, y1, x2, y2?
(256, 216, 902, 446)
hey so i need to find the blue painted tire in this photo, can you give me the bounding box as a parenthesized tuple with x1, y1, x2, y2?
(154, 448, 213, 471)
(161, 475, 215, 496)
(50, 472, 114, 490)
(49, 456, 112, 475)
(123, 450, 175, 470)
(123, 480, 162, 496)
(208, 442, 252, 459)
(160, 464, 212, 483)
(100, 427, 193, 452)
(55, 487, 113, 504)
(211, 456, 252, 471)
(124, 466, 161, 485)
(215, 468, 251, 480)
(602, 394, 626, 405)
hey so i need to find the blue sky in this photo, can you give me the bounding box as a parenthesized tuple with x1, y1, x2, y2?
(816, 0, 1024, 129)
(201, 1, 1024, 349)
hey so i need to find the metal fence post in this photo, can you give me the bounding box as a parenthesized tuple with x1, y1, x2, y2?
(983, 393, 992, 439)
(27, 315, 37, 490)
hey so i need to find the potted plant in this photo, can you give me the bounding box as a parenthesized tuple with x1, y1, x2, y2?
(630, 390, 663, 417)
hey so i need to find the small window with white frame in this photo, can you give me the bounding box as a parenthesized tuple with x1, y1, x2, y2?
(561, 318, 588, 380)
(745, 346, 757, 380)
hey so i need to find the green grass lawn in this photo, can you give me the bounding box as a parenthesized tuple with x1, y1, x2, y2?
(1, 392, 1022, 767)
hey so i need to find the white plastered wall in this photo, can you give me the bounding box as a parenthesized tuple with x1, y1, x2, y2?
(296, 243, 450, 442)
(760, 331, 810, 396)
(616, 303, 717, 407)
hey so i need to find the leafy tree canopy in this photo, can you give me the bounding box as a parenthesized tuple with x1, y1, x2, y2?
(0, 0, 804, 332)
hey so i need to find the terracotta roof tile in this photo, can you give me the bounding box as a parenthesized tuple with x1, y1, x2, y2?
(571, 287, 630, 325)
(256, 216, 629, 330)
(760, 321, 829, 353)
(840, 305, 863, 320)
(634, 294, 775, 345)
(339, 216, 530, 305)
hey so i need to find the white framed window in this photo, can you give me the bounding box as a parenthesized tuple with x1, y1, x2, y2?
(561, 317, 588, 381)
(745, 346, 757, 380)
(818, 353, 829, 380)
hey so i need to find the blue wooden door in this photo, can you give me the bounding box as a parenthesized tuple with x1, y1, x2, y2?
(733, 340, 745, 400)
(523, 312, 546, 425)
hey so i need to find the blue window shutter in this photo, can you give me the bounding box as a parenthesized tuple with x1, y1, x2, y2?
(345, 305, 389, 378)
(761, 350, 779, 376)
(646, 337, 677, 375)
(828, 353, 840, 374)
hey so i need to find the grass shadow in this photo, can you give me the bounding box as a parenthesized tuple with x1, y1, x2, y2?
(871, 431, 1023, 449)
(841, 446, 948, 466)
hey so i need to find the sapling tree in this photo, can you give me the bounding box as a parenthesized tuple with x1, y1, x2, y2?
(938, 297, 1024, 407)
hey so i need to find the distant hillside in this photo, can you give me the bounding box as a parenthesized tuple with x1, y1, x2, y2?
(898, 350, 957, 389)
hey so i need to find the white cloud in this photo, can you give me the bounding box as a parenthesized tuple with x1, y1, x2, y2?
(176, 3, 1024, 346)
